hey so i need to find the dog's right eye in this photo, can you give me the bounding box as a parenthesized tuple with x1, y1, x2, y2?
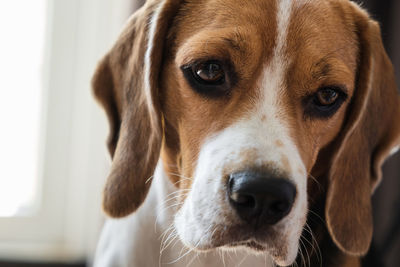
(181, 60, 234, 97)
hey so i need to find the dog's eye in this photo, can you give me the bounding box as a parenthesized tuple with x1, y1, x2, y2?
(194, 62, 224, 84)
(315, 88, 339, 106)
(303, 86, 348, 119)
(181, 60, 234, 97)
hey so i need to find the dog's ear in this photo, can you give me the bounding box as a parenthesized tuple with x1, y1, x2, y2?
(325, 5, 400, 256)
(92, 0, 181, 218)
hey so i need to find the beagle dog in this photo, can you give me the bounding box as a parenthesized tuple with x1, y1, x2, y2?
(92, 0, 400, 266)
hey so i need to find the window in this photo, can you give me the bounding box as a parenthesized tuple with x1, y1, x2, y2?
(0, 0, 47, 217)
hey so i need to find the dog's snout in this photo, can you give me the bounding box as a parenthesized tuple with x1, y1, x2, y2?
(228, 171, 296, 225)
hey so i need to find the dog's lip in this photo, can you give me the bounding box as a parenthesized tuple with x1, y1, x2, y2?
(227, 240, 267, 251)
(206, 222, 278, 251)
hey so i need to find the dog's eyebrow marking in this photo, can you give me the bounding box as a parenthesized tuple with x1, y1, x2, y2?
(222, 34, 247, 55)
(312, 59, 333, 79)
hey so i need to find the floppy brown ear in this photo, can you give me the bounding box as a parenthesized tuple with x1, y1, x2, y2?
(92, 0, 181, 218)
(325, 5, 400, 256)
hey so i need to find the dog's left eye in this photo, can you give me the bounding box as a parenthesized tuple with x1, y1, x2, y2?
(194, 62, 225, 84)
(315, 88, 339, 106)
(304, 86, 348, 119)
(181, 60, 234, 97)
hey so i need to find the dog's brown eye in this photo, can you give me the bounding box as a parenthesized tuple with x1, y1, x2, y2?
(194, 62, 224, 83)
(316, 88, 339, 106)
(303, 86, 348, 119)
(181, 60, 236, 98)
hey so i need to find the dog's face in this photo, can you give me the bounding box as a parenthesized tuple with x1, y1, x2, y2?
(161, 0, 357, 264)
(93, 0, 400, 266)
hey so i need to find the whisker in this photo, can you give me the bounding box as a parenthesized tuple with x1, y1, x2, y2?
(159, 223, 176, 266)
(307, 173, 322, 191)
(155, 191, 190, 231)
(145, 175, 154, 184)
(187, 251, 200, 267)
(160, 224, 177, 254)
(298, 239, 306, 267)
(163, 188, 191, 200)
(300, 236, 311, 267)
(167, 224, 214, 265)
(170, 177, 194, 186)
(304, 223, 322, 266)
(168, 246, 194, 264)
(159, 194, 187, 213)
(165, 172, 194, 181)
(236, 253, 248, 267)
(161, 232, 177, 255)
(308, 209, 325, 224)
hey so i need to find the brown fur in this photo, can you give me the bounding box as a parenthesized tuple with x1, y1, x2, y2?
(92, 0, 182, 218)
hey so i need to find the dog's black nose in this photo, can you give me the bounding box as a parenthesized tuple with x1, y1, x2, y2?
(228, 171, 296, 225)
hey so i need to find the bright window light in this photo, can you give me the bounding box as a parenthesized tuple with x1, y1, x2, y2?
(0, 1, 47, 217)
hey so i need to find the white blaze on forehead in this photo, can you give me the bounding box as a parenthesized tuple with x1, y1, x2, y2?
(276, 0, 294, 56)
(265, 0, 293, 95)
(256, 0, 294, 135)
(252, 0, 298, 172)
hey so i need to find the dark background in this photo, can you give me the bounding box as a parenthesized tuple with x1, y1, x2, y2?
(361, 1, 400, 267)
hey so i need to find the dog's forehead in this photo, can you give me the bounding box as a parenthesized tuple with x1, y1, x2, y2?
(172, 0, 358, 70)
(175, 0, 347, 32)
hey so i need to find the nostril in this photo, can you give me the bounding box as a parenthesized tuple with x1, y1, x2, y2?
(230, 193, 256, 208)
(269, 200, 290, 215)
(262, 197, 294, 225)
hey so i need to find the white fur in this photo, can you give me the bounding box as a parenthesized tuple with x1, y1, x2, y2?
(144, 1, 166, 123)
(390, 145, 400, 157)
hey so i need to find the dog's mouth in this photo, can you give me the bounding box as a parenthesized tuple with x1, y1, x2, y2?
(212, 233, 297, 266)
(227, 240, 267, 251)
(192, 222, 287, 253)
(175, 208, 302, 267)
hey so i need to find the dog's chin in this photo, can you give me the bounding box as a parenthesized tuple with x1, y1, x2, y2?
(224, 240, 299, 267)
(270, 244, 299, 267)
(179, 238, 298, 267)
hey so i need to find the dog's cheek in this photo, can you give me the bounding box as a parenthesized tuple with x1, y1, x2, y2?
(173, 196, 214, 249)
(174, 195, 198, 247)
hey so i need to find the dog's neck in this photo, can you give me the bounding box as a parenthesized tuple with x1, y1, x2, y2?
(95, 163, 361, 267)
